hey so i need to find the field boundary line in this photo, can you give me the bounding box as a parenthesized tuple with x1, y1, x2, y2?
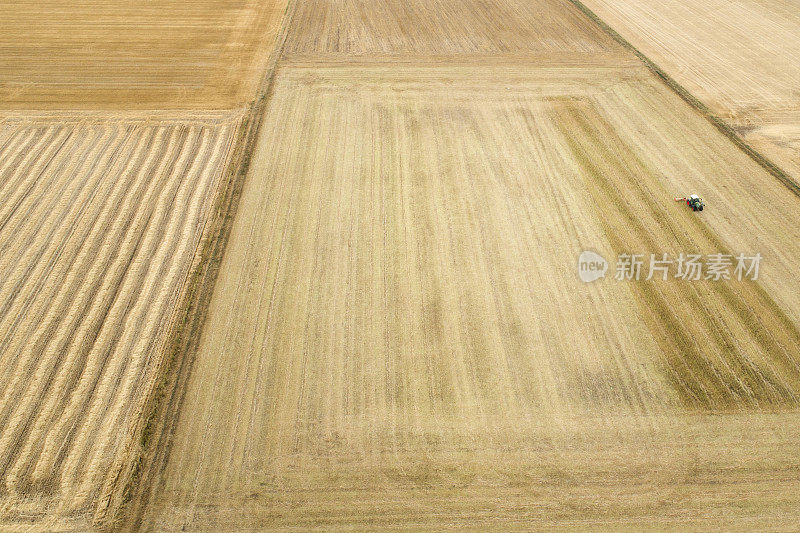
(96, 0, 300, 530)
(0, 109, 247, 123)
(566, 0, 800, 198)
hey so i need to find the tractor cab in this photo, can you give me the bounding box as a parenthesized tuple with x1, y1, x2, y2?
(687, 194, 704, 211)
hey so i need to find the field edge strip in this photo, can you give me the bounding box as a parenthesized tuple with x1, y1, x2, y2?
(565, 0, 800, 198)
(95, 0, 300, 530)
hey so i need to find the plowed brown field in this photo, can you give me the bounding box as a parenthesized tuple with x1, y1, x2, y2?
(283, 0, 621, 58)
(577, 0, 800, 187)
(133, 0, 800, 528)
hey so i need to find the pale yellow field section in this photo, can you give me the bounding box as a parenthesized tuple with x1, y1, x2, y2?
(0, 0, 289, 109)
(578, 0, 800, 187)
(0, 114, 243, 530)
(139, 0, 800, 528)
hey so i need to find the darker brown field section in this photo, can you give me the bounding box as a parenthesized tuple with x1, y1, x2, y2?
(556, 101, 800, 409)
(282, 0, 625, 59)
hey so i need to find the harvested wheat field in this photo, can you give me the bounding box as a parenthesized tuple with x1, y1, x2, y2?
(3, 0, 800, 530)
(0, 0, 289, 109)
(128, 0, 800, 529)
(0, 114, 243, 530)
(577, 0, 800, 187)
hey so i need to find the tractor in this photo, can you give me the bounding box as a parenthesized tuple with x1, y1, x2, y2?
(675, 194, 704, 211)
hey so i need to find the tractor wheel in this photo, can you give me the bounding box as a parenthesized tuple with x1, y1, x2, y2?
(699, 205, 703, 211)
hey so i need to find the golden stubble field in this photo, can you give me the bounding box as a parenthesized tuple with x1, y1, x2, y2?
(0, 0, 289, 110)
(133, 0, 800, 529)
(577, 0, 800, 188)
